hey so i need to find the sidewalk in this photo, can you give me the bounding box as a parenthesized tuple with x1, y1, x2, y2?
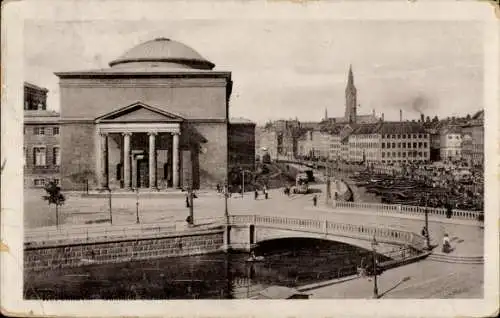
(308, 259, 483, 299)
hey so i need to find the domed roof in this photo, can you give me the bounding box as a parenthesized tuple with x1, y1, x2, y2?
(109, 38, 215, 70)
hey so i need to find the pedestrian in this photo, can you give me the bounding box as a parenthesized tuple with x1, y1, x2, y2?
(185, 194, 190, 208)
(313, 195, 318, 207)
(421, 226, 428, 238)
(442, 233, 451, 253)
(216, 183, 220, 193)
(264, 188, 269, 200)
(254, 189, 259, 200)
(445, 202, 453, 219)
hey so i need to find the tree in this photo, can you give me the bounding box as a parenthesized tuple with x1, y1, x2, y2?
(432, 116, 439, 123)
(43, 180, 66, 227)
(425, 116, 431, 123)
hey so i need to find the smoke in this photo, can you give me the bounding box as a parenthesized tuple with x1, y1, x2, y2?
(411, 93, 431, 115)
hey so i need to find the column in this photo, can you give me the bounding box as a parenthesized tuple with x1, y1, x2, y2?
(172, 132, 180, 188)
(123, 132, 131, 190)
(99, 132, 109, 190)
(148, 132, 157, 190)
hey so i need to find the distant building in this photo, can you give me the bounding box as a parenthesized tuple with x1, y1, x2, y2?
(440, 126, 463, 162)
(462, 110, 484, 167)
(344, 121, 430, 164)
(228, 118, 256, 172)
(23, 82, 61, 188)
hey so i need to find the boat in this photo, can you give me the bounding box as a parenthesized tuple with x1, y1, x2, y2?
(246, 256, 265, 262)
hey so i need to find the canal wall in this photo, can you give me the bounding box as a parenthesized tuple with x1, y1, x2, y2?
(25, 227, 225, 272)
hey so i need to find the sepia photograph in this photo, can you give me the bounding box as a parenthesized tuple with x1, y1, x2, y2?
(1, 1, 499, 317)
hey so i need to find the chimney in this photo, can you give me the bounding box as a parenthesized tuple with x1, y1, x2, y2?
(400, 109, 403, 122)
(381, 113, 385, 121)
(420, 113, 425, 123)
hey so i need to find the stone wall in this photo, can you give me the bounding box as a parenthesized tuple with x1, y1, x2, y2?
(25, 229, 224, 272)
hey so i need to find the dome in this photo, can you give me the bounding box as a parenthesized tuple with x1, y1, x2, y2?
(109, 38, 215, 70)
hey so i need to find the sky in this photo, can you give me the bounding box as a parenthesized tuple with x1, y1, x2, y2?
(24, 19, 484, 125)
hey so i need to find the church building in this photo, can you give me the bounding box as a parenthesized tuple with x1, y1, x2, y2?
(56, 38, 247, 191)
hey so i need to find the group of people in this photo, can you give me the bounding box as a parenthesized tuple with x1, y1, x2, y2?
(254, 185, 269, 200)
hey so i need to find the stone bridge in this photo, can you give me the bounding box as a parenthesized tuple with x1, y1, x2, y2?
(226, 215, 427, 256)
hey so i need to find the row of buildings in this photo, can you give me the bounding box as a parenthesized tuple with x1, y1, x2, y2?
(24, 38, 256, 189)
(257, 67, 484, 167)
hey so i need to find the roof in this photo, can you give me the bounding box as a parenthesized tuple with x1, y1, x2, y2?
(24, 110, 60, 123)
(352, 123, 381, 135)
(472, 109, 484, 120)
(108, 38, 215, 70)
(376, 121, 426, 135)
(254, 286, 308, 299)
(230, 117, 255, 124)
(24, 82, 48, 93)
(441, 125, 463, 134)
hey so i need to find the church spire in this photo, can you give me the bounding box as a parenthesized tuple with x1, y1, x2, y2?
(324, 107, 328, 120)
(345, 64, 357, 123)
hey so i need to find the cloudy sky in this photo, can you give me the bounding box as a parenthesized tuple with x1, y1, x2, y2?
(24, 19, 483, 124)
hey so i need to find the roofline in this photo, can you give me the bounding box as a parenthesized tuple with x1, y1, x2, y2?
(24, 81, 49, 92)
(94, 101, 185, 123)
(108, 57, 215, 70)
(55, 70, 232, 79)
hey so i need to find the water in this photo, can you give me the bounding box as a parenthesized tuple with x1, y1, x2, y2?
(24, 238, 388, 299)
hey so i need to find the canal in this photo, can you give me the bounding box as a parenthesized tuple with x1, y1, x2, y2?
(24, 238, 389, 299)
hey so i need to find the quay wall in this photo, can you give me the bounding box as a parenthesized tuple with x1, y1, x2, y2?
(25, 228, 225, 272)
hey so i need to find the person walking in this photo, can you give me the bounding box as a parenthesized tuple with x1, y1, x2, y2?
(442, 233, 451, 253)
(254, 189, 259, 200)
(312, 195, 318, 207)
(185, 193, 190, 208)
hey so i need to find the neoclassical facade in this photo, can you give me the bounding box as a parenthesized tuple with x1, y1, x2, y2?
(56, 38, 237, 190)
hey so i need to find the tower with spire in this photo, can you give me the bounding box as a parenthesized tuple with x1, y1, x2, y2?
(344, 65, 357, 123)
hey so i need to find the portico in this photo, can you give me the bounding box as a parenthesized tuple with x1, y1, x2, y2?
(95, 102, 183, 191)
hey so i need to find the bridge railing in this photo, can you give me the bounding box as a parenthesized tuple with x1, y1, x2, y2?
(230, 214, 427, 252)
(333, 201, 482, 222)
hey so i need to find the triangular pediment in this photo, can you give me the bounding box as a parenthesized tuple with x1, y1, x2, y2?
(95, 102, 184, 123)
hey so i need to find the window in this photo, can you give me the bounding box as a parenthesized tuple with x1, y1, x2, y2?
(408, 142, 411, 148)
(418, 142, 422, 148)
(33, 179, 45, 187)
(387, 143, 391, 149)
(418, 134, 422, 138)
(402, 143, 406, 149)
(33, 147, 46, 166)
(34, 127, 45, 135)
(424, 142, 428, 148)
(403, 134, 407, 139)
(52, 147, 60, 166)
(53, 127, 59, 135)
(398, 152, 401, 157)
(402, 152, 406, 158)
(392, 143, 396, 148)
(397, 143, 401, 148)
(413, 142, 417, 148)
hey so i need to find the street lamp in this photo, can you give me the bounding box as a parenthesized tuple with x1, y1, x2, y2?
(371, 235, 379, 299)
(224, 180, 229, 223)
(240, 168, 246, 199)
(135, 187, 140, 224)
(424, 196, 431, 250)
(108, 188, 113, 225)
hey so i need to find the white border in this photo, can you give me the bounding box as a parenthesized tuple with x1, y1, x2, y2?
(1, 1, 499, 317)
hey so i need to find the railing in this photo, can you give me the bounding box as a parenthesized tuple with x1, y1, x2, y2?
(229, 214, 427, 252)
(334, 201, 483, 222)
(25, 216, 225, 245)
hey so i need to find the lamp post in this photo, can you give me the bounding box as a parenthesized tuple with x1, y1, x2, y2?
(189, 187, 194, 225)
(424, 196, 430, 250)
(224, 180, 229, 223)
(108, 188, 113, 225)
(135, 187, 140, 224)
(241, 169, 245, 199)
(371, 235, 379, 299)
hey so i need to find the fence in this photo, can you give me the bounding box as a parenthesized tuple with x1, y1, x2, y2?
(334, 201, 482, 222)
(25, 216, 225, 245)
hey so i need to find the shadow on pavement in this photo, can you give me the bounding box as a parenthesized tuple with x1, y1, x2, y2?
(378, 276, 412, 298)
